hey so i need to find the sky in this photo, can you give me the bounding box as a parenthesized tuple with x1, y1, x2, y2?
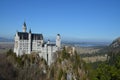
(0, 0, 120, 42)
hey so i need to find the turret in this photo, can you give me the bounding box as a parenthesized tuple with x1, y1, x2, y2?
(56, 34, 61, 48)
(23, 22, 27, 32)
(28, 29, 32, 54)
(47, 39, 50, 44)
(29, 28, 31, 33)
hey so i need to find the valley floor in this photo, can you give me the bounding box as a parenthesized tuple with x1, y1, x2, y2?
(0, 42, 14, 53)
(76, 46, 107, 63)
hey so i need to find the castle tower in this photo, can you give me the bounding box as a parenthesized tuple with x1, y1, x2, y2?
(23, 22, 27, 32)
(56, 34, 61, 48)
(47, 39, 50, 44)
(28, 29, 32, 54)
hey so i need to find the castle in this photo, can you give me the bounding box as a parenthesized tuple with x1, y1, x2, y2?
(14, 22, 61, 65)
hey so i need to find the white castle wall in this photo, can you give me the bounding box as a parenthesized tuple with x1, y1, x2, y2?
(14, 22, 61, 65)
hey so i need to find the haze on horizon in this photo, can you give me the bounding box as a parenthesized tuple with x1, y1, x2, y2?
(0, 0, 120, 42)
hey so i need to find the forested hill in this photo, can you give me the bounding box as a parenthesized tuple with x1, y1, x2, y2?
(89, 38, 120, 80)
(99, 37, 120, 55)
(0, 48, 90, 80)
(110, 37, 120, 48)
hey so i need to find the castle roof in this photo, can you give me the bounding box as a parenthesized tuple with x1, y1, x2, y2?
(17, 32, 43, 40)
(23, 22, 26, 27)
(47, 44, 56, 46)
(32, 33, 43, 40)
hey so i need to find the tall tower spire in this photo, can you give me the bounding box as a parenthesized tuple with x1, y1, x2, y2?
(23, 22, 27, 32)
(56, 34, 61, 48)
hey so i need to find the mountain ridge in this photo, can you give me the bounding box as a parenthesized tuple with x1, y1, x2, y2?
(0, 37, 13, 42)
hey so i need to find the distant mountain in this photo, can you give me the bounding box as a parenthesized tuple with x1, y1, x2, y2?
(107, 37, 120, 53)
(110, 37, 120, 48)
(0, 37, 13, 42)
(104, 37, 120, 65)
(96, 37, 120, 54)
(62, 40, 110, 47)
(98, 37, 120, 56)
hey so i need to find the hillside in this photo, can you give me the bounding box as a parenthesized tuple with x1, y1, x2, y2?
(107, 37, 120, 53)
(89, 37, 120, 58)
(0, 48, 91, 80)
(98, 37, 120, 59)
(110, 37, 120, 48)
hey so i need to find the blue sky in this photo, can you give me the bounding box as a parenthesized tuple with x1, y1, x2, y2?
(0, 0, 120, 42)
